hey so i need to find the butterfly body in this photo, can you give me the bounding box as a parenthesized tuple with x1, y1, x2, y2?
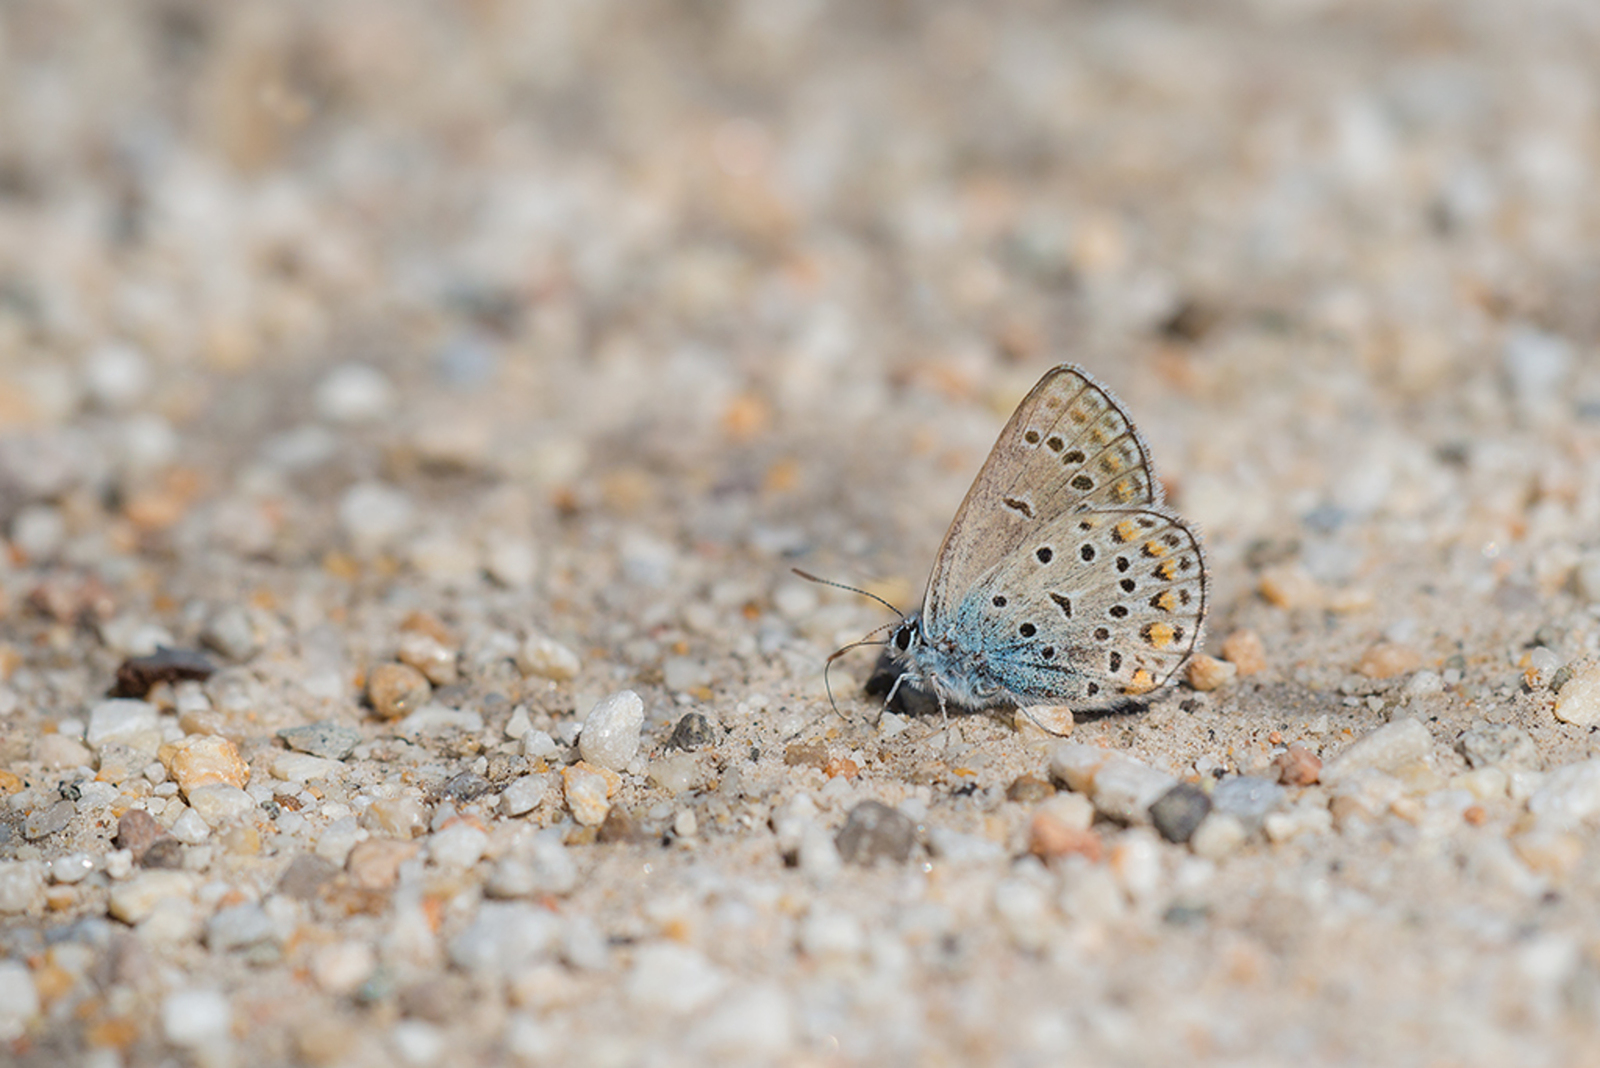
(884, 364, 1206, 714)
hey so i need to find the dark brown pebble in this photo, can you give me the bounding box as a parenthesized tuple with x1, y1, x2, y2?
(114, 809, 166, 856)
(113, 646, 217, 698)
(1007, 774, 1056, 803)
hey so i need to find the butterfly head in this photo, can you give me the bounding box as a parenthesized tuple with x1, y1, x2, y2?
(889, 613, 923, 659)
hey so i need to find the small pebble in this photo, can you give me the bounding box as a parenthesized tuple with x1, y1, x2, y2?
(278, 854, 339, 900)
(33, 733, 90, 769)
(835, 800, 917, 865)
(367, 662, 431, 720)
(1358, 642, 1423, 680)
(311, 942, 377, 996)
(202, 605, 263, 662)
(115, 809, 167, 857)
(1091, 759, 1178, 824)
(1321, 718, 1433, 785)
(170, 808, 211, 844)
(578, 690, 644, 771)
(314, 363, 396, 424)
(347, 839, 419, 890)
(141, 838, 185, 869)
(1050, 743, 1113, 793)
(1219, 629, 1267, 676)
(1210, 776, 1286, 829)
(270, 752, 344, 784)
(1018, 703, 1075, 736)
(1458, 723, 1539, 771)
(364, 796, 428, 837)
(626, 942, 728, 1014)
(517, 634, 582, 681)
(113, 647, 216, 698)
(522, 730, 557, 760)
(23, 799, 75, 840)
(1150, 783, 1212, 843)
(486, 836, 578, 898)
(109, 870, 196, 924)
(339, 482, 415, 553)
(563, 765, 612, 826)
(1553, 660, 1600, 727)
(278, 721, 362, 760)
(85, 699, 160, 748)
(1258, 565, 1324, 610)
(666, 712, 716, 751)
(162, 988, 232, 1048)
(47, 853, 94, 884)
(1263, 802, 1334, 842)
(1527, 760, 1600, 831)
(501, 775, 547, 817)
(484, 533, 539, 588)
(1404, 670, 1444, 696)
(429, 822, 489, 869)
(0, 959, 40, 1041)
(1006, 773, 1056, 803)
(206, 903, 276, 953)
(1190, 813, 1247, 859)
(398, 630, 459, 686)
(184, 783, 257, 825)
(440, 771, 494, 802)
(0, 861, 44, 913)
(1029, 808, 1102, 861)
(1185, 654, 1237, 692)
(161, 734, 250, 793)
(1273, 744, 1322, 785)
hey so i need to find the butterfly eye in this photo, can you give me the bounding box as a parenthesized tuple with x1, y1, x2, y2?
(895, 627, 913, 651)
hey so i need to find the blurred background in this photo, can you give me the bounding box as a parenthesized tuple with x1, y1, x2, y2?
(2, 0, 1599, 667)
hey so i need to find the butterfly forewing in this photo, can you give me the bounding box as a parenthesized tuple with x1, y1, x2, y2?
(923, 365, 1162, 631)
(958, 507, 1206, 707)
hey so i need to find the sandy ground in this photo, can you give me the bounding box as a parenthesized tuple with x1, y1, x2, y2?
(4, 1, 1600, 1065)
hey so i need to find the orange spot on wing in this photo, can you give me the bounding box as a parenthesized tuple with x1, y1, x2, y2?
(1124, 668, 1156, 695)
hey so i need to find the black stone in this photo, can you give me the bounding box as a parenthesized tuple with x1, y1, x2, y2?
(112, 646, 217, 698)
(666, 712, 716, 752)
(1150, 782, 1212, 844)
(835, 800, 917, 865)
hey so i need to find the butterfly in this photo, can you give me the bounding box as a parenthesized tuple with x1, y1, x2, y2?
(879, 363, 1207, 716)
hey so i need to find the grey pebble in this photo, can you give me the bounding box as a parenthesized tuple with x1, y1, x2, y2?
(1149, 783, 1212, 844)
(666, 712, 716, 752)
(24, 799, 75, 840)
(206, 903, 277, 954)
(278, 721, 363, 761)
(440, 772, 494, 802)
(140, 839, 185, 870)
(835, 801, 917, 865)
(1458, 723, 1539, 772)
(202, 604, 262, 662)
(277, 854, 339, 901)
(1209, 776, 1286, 830)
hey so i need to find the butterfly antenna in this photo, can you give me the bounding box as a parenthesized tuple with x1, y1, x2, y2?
(790, 569, 905, 621)
(819, 634, 889, 716)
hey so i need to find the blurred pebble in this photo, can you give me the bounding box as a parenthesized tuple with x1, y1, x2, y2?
(1527, 760, 1600, 831)
(82, 343, 151, 411)
(1210, 777, 1286, 830)
(1405, 670, 1444, 696)
(1458, 723, 1539, 771)
(368, 663, 431, 720)
(86, 699, 159, 748)
(114, 809, 167, 857)
(1321, 719, 1432, 785)
(1273, 744, 1322, 786)
(1150, 783, 1212, 844)
(202, 605, 263, 662)
(314, 363, 395, 424)
(185, 784, 256, 825)
(311, 942, 376, 996)
(278, 854, 338, 901)
(170, 808, 210, 844)
(1263, 802, 1334, 843)
(339, 482, 415, 553)
(835, 801, 916, 865)
(1050, 743, 1114, 793)
(162, 988, 231, 1049)
(1006, 774, 1055, 803)
(563, 765, 612, 826)
(0, 861, 43, 913)
(666, 712, 715, 751)
(440, 772, 493, 802)
(24, 799, 74, 840)
(522, 730, 557, 760)
(48, 853, 94, 884)
(518, 634, 581, 681)
(501, 775, 547, 817)
(1029, 806, 1102, 861)
(99, 617, 175, 658)
(109, 870, 196, 923)
(1190, 813, 1247, 859)
(627, 943, 727, 1014)
(578, 690, 644, 771)
(271, 752, 342, 783)
(33, 733, 91, 768)
(278, 721, 361, 760)
(0, 959, 39, 1041)
(1185, 654, 1236, 692)
(114, 647, 216, 698)
(1553, 661, 1600, 727)
(391, 1021, 445, 1066)
(363, 796, 428, 838)
(429, 822, 489, 869)
(1576, 551, 1600, 604)
(1358, 642, 1423, 680)
(1220, 630, 1267, 676)
(484, 533, 539, 588)
(662, 656, 711, 693)
(1502, 323, 1572, 423)
(486, 836, 578, 898)
(398, 631, 459, 686)
(1091, 760, 1177, 824)
(347, 839, 419, 890)
(206, 903, 275, 953)
(1258, 565, 1323, 610)
(10, 504, 65, 561)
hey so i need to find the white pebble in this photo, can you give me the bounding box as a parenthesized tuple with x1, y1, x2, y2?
(626, 943, 727, 1014)
(83, 342, 151, 410)
(170, 808, 211, 845)
(338, 481, 415, 553)
(673, 809, 698, 838)
(501, 775, 548, 817)
(48, 853, 94, 884)
(504, 706, 533, 740)
(1050, 743, 1113, 793)
(1319, 718, 1433, 785)
(518, 634, 581, 681)
(522, 730, 557, 759)
(484, 533, 539, 588)
(271, 752, 344, 783)
(1554, 661, 1600, 727)
(85, 699, 160, 748)
(0, 960, 40, 1041)
(185, 783, 257, 825)
(391, 1020, 446, 1067)
(314, 363, 395, 424)
(1190, 813, 1247, 859)
(429, 823, 489, 869)
(1404, 670, 1444, 696)
(10, 504, 65, 561)
(693, 983, 794, 1058)
(578, 690, 645, 771)
(1527, 759, 1600, 830)
(1263, 802, 1335, 843)
(0, 861, 43, 914)
(1091, 760, 1177, 824)
(311, 942, 376, 996)
(109, 871, 196, 924)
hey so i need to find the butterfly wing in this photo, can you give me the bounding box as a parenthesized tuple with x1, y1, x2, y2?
(949, 506, 1207, 707)
(922, 364, 1164, 631)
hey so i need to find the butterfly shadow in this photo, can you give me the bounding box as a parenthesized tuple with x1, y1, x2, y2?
(863, 650, 1152, 732)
